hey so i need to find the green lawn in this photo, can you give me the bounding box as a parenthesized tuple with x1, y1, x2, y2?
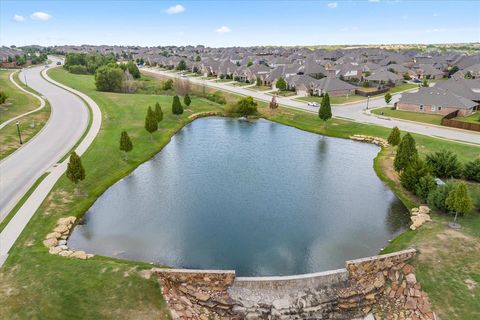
(2, 68, 479, 319)
(371, 107, 443, 126)
(388, 82, 418, 94)
(0, 71, 51, 160)
(248, 85, 272, 91)
(0, 68, 228, 319)
(271, 90, 296, 97)
(229, 82, 251, 87)
(455, 112, 480, 124)
(214, 78, 233, 83)
(297, 94, 367, 105)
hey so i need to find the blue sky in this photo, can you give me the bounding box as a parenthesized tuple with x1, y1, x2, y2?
(1, 1, 479, 47)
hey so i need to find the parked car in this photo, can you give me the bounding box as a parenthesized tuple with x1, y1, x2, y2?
(307, 102, 319, 107)
(56, 62, 62, 65)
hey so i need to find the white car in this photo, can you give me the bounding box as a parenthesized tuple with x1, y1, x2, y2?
(307, 102, 319, 107)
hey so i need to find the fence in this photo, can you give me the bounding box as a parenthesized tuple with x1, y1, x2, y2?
(441, 110, 480, 132)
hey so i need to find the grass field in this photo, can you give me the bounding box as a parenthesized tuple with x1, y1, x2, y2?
(388, 82, 418, 94)
(248, 85, 272, 91)
(0, 71, 51, 160)
(455, 112, 480, 124)
(297, 94, 367, 105)
(371, 107, 444, 126)
(1, 68, 479, 319)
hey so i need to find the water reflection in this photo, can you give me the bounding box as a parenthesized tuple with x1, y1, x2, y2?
(69, 117, 408, 276)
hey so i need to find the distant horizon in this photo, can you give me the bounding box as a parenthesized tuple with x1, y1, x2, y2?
(2, 1, 479, 47)
(5, 41, 480, 49)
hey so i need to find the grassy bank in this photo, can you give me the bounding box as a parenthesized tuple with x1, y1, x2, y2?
(371, 107, 443, 126)
(1, 68, 479, 319)
(0, 71, 51, 160)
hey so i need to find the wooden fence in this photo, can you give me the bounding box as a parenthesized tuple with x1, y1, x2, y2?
(441, 110, 480, 132)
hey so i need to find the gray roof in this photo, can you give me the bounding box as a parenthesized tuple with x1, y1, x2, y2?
(434, 78, 480, 101)
(314, 77, 357, 91)
(366, 69, 402, 82)
(398, 87, 477, 109)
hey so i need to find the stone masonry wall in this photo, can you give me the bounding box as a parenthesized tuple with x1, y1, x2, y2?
(154, 249, 434, 320)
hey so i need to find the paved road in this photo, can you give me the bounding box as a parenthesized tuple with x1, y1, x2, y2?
(142, 68, 480, 145)
(0, 57, 89, 222)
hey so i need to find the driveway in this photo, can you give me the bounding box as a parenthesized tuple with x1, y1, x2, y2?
(142, 68, 480, 145)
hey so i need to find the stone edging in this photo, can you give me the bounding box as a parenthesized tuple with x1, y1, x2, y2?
(43, 216, 94, 260)
(350, 134, 389, 147)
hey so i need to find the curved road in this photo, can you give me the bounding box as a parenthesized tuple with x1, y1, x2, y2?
(143, 68, 480, 145)
(0, 57, 89, 221)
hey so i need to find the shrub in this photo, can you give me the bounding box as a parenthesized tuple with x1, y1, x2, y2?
(428, 182, 454, 212)
(276, 77, 287, 91)
(205, 92, 226, 105)
(400, 159, 431, 192)
(235, 96, 257, 116)
(463, 158, 480, 182)
(163, 79, 174, 91)
(426, 150, 462, 178)
(95, 65, 124, 92)
(68, 65, 88, 74)
(446, 182, 473, 220)
(0, 91, 8, 104)
(172, 95, 183, 115)
(415, 174, 437, 201)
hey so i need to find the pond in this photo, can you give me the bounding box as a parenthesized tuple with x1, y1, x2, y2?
(69, 117, 409, 276)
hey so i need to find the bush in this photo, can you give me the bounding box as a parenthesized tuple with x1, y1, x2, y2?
(68, 65, 88, 74)
(163, 79, 174, 91)
(463, 158, 480, 182)
(95, 65, 124, 92)
(0, 91, 8, 104)
(426, 150, 462, 178)
(415, 174, 437, 201)
(428, 182, 454, 212)
(400, 159, 432, 192)
(227, 96, 257, 116)
(205, 92, 226, 105)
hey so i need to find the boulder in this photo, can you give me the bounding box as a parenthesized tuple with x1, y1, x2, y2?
(53, 224, 69, 234)
(57, 216, 76, 226)
(406, 273, 417, 285)
(58, 240, 67, 246)
(49, 246, 63, 254)
(45, 232, 61, 240)
(43, 238, 58, 248)
(71, 251, 88, 260)
(58, 250, 73, 257)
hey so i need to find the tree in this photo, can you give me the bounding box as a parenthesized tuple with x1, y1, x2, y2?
(428, 183, 454, 213)
(403, 72, 410, 80)
(394, 133, 418, 172)
(256, 77, 262, 87)
(387, 127, 401, 146)
(421, 79, 429, 87)
(195, 56, 201, 62)
(176, 60, 187, 71)
(275, 77, 287, 91)
(119, 130, 133, 160)
(384, 92, 392, 104)
(155, 102, 163, 122)
(95, 65, 124, 92)
(446, 182, 473, 222)
(0, 91, 8, 104)
(400, 159, 431, 192)
(448, 65, 459, 77)
(145, 106, 158, 137)
(269, 96, 278, 110)
(184, 94, 191, 107)
(163, 79, 174, 90)
(172, 95, 184, 115)
(463, 158, 480, 182)
(126, 60, 140, 79)
(66, 152, 85, 190)
(426, 150, 462, 178)
(415, 174, 437, 201)
(247, 60, 253, 67)
(236, 96, 257, 116)
(318, 93, 332, 126)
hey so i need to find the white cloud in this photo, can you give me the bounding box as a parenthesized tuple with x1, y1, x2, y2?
(13, 14, 25, 22)
(165, 4, 185, 14)
(433, 13, 440, 17)
(215, 26, 231, 34)
(30, 11, 52, 20)
(327, 2, 338, 8)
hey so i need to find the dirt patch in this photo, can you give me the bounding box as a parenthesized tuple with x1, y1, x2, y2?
(464, 279, 477, 291)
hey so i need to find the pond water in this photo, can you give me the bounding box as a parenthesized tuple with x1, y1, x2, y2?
(69, 117, 409, 276)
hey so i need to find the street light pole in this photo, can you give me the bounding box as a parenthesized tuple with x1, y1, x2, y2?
(16, 121, 23, 145)
(366, 95, 370, 110)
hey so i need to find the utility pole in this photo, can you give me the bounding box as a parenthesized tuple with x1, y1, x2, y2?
(366, 95, 370, 110)
(16, 121, 23, 144)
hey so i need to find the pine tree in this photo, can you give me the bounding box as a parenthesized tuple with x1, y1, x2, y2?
(394, 133, 418, 172)
(446, 182, 473, 223)
(145, 106, 158, 137)
(119, 130, 133, 160)
(318, 93, 332, 126)
(384, 92, 392, 104)
(155, 102, 163, 122)
(66, 152, 85, 189)
(387, 127, 401, 146)
(184, 94, 191, 107)
(172, 95, 183, 115)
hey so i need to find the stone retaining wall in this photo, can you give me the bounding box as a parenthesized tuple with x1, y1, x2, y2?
(154, 249, 434, 320)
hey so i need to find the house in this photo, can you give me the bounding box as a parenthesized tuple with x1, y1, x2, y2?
(365, 69, 403, 84)
(412, 64, 444, 79)
(396, 87, 478, 117)
(434, 78, 480, 102)
(312, 77, 357, 97)
(285, 74, 317, 96)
